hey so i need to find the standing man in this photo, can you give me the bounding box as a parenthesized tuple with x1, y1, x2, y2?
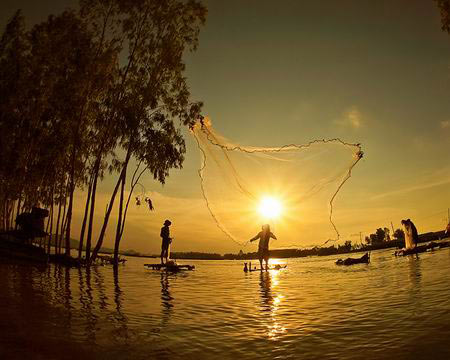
(250, 224, 277, 271)
(160, 219, 172, 264)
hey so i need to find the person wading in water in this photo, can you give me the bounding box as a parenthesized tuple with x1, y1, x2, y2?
(249, 224, 277, 271)
(160, 220, 172, 264)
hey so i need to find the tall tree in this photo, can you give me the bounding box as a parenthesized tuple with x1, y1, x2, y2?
(88, 0, 206, 264)
(0, 1, 207, 263)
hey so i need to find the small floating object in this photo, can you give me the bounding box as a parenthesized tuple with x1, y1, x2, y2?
(144, 261, 195, 271)
(96, 254, 126, 265)
(336, 252, 370, 266)
(243, 262, 287, 272)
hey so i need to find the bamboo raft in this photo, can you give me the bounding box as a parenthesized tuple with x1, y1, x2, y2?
(144, 263, 195, 271)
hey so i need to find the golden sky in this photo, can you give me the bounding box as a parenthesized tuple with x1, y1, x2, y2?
(1, 1, 449, 254)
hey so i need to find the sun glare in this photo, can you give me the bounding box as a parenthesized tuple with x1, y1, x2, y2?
(258, 196, 282, 219)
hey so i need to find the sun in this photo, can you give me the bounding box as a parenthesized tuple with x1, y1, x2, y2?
(258, 196, 282, 219)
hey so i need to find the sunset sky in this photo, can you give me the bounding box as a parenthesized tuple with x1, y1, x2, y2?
(1, 0, 449, 254)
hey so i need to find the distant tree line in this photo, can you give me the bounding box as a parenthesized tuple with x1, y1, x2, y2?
(364, 227, 404, 246)
(0, 0, 206, 265)
(164, 228, 445, 260)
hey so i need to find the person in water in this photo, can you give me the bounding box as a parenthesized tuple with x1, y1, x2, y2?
(160, 219, 172, 265)
(250, 224, 277, 271)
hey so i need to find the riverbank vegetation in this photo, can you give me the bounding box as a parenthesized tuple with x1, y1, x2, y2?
(166, 229, 447, 260)
(0, 0, 207, 265)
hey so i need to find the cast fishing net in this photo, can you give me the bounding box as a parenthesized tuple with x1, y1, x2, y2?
(191, 118, 363, 248)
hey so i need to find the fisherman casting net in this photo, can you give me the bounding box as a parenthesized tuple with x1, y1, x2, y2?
(192, 118, 363, 248)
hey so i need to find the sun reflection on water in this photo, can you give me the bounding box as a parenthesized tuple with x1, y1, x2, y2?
(258, 263, 287, 340)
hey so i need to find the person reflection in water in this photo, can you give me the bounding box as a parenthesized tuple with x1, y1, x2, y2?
(160, 272, 174, 327)
(160, 219, 172, 265)
(250, 224, 277, 271)
(259, 271, 273, 312)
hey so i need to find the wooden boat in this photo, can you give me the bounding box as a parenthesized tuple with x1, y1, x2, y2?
(144, 263, 195, 271)
(336, 252, 370, 266)
(394, 241, 450, 256)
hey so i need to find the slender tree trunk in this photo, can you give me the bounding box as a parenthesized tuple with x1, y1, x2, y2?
(65, 157, 75, 256)
(91, 168, 124, 263)
(61, 207, 69, 253)
(45, 205, 51, 234)
(7, 200, 14, 230)
(54, 196, 63, 255)
(79, 175, 93, 259)
(113, 171, 126, 264)
(86, 157, 101, 264)
(91, 148, 132, 263)
(59, 195, 67, 255)
(65, 146, 77, 257)
(15, 196, 22, 230)
(47, 196, 54, 255)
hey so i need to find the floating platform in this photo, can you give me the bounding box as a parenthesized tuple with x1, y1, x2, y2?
(144, 263, 195, 271)
(394, 241, 450, 256)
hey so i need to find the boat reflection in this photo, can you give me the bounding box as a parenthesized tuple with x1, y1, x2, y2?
(407, 255, 422, 310)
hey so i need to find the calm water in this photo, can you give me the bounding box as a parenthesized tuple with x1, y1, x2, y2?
(1, 247, 450, 360)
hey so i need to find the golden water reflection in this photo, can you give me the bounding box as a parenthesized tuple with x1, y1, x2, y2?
(258, 269, 287, 340)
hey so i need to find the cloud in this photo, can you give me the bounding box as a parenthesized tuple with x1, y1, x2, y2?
(335, 106, 362, 129)
(371, 167, 450, 200)
(440, 120, 450, 129)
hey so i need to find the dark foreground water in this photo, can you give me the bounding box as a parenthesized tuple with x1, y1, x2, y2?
(1, 246, 450, 360)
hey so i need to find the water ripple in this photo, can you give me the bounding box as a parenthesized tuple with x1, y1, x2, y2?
(1, 248, 450, 359)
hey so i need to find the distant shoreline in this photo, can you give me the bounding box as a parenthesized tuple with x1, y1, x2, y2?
(123, 230, 448, 261)
(2, 230, 446, 262)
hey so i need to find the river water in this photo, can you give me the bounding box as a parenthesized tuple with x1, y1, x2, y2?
(1, 247, 450, 360)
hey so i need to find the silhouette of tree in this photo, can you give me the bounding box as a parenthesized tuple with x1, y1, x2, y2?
(384, 227, 390, 241)
(0, 10, 32, 228)
(0, 1, 206, 265)
(88, 0, 206, 264)
(435, 0, 450, 33)
(393, 228, 405, 241)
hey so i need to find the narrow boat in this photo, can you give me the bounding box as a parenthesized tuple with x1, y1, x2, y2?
(394, 241, 450, 256)
(336, 252, 370, 266)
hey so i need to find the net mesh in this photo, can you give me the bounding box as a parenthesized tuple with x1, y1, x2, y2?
(191, 118, 363, 248)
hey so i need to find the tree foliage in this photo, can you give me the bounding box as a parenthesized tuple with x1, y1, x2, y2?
(0, 0, 207, 264)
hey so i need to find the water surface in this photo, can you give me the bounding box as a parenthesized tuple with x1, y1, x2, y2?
(1, 247, 450, 359)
